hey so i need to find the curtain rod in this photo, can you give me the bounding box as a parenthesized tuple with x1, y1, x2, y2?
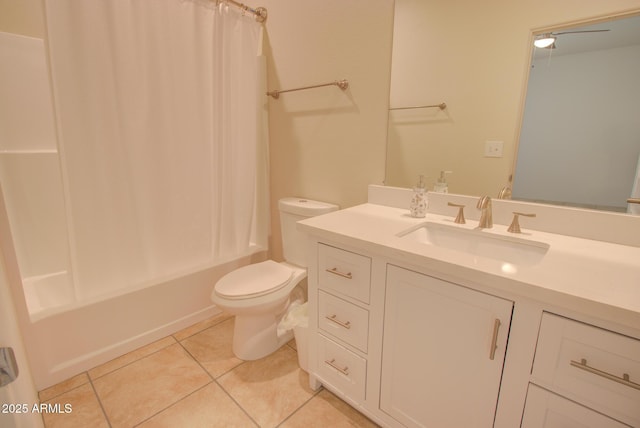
(216, 0, 267, 22)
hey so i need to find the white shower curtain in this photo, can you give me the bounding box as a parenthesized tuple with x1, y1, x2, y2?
(44, 0, 267, 300)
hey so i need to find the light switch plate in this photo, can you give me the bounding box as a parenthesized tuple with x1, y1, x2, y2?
(484, 140, 503, 158)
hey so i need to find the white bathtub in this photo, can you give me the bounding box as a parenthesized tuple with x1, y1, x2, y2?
(18, 253, 264, 390)
(22, 271, 74, 321)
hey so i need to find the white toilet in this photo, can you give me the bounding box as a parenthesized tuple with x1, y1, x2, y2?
(211, 197, 338, 360)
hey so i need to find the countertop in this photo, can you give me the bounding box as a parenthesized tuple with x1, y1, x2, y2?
(298, 203, 640, 331)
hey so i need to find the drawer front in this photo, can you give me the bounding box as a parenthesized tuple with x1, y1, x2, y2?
(532, 313, 640, 426)
(317, 334, 366, 401)
(522, 384, 630, 428)
(318, 244, 371, 304)
(318, 291, 369, 353)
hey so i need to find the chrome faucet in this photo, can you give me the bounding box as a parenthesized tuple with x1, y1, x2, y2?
(477, 196, 493, 228)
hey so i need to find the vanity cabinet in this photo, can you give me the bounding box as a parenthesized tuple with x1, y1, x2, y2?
(381, 265, 513, 428)
(524, 313, 640, 427)
(301, 199, 640, 428)
(521, 385, 629, 428)
(310, 242, 514, 427)
(314, 244, 372, 403)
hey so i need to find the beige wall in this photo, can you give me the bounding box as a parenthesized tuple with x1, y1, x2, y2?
(5, 0, 640, 260)
(0, 0, 45, 38)
(387, 0, 640, 197)
(251, 0, 395, 260)
(1, 0, 395, 263)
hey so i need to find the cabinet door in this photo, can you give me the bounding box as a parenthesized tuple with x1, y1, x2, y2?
(522, 384, 630, 428)
(381, 265, 513, 428)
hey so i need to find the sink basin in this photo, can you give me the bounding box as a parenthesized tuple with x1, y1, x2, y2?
(399, 222, 550, 268)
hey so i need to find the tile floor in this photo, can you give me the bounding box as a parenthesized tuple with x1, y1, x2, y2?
(38, 313, 379, 427)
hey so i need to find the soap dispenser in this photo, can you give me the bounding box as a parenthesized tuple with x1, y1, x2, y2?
(410, 175, 427, 218)
(434, 170, 452, 193)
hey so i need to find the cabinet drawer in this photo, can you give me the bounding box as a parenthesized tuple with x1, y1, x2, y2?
(317, 334, 366, 402)
(318, 244, 371, 304)
(532, 313, 640, 426)
(318, 291, 369, 353)
(522, 384, 630, 428)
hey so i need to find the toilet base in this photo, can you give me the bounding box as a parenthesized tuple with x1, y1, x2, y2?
(232, 312, 293, 360)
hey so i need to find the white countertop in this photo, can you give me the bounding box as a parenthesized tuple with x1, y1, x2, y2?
(298, 203, 640, 331)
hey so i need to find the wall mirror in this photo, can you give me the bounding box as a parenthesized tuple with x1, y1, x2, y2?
(385, 1, 640, 214)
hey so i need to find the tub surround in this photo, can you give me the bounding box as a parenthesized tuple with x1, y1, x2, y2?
(299, 185, 640, 427)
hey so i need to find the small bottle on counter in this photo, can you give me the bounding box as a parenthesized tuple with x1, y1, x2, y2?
(410, 175, 427, 218)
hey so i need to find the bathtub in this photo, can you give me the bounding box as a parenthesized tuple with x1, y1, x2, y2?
(18, 252, 265, 390)
(22, 271, 74, 321)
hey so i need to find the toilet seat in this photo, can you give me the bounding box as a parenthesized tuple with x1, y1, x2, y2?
(214, 260, 293, 300)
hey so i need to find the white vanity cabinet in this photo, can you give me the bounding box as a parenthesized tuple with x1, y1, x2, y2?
(312, 244, 372, 403)
(308, 241, 515, 427)
(301, 198, 640, 428)
(381, 265, 513, 428)
(523, 313, 640, 427)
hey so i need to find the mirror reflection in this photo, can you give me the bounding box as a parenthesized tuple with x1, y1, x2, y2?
(513, 15, 640, 213)
(385, 1, 640, 214)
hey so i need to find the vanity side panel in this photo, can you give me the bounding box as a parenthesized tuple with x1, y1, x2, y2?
(494, 299, 545, 428)
(306, 236, 323, 391)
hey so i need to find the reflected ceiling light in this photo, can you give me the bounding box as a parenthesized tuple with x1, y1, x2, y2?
(534, 34, 556, 48)
(533, 29, 610, 49)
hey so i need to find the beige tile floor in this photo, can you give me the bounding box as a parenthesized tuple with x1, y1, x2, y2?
(38, 313, 379, 428)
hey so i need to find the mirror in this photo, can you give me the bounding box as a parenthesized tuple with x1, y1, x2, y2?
(513, 15, 640, 212)
(385, 0, 640, 214)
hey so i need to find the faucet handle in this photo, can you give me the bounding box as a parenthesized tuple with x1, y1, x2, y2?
(447, 202, 466, 224)
(508, 212, 536, 233)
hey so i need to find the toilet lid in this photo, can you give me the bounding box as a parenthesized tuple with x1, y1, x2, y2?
(214, 260, 293, 299)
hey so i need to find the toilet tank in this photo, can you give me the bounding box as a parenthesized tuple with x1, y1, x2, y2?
(278, 197, 339, 267)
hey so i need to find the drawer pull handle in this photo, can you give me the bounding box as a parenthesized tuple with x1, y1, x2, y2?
(570, 358, 640, 391)
(489, 318, 501, 360)
(325, 358, 349, 376)
(326, 314, 351, 329)
(326, 268, 352, 279)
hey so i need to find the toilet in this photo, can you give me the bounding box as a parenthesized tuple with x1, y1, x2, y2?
(211, 197, 338, 360)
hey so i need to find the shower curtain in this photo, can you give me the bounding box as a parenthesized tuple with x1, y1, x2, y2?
(44, 0, 267, 301)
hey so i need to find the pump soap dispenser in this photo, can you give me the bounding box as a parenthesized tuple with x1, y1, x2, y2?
(434, 170, 452, 193)
(410, 175, 427, 218)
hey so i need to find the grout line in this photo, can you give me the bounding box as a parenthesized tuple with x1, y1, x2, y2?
(213, 377, 261, 428)
(156, 337, 260, 427)
(173, 329, 259, 426)
(176, 336, 217, 383)
(38, 374, 91, 403)
(88, 337, 177, 382)
(275, 385, 324, 427)
(131, 380, 216, 427)
(87, 377, 113, 428)
(170, 313, 233, 342)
